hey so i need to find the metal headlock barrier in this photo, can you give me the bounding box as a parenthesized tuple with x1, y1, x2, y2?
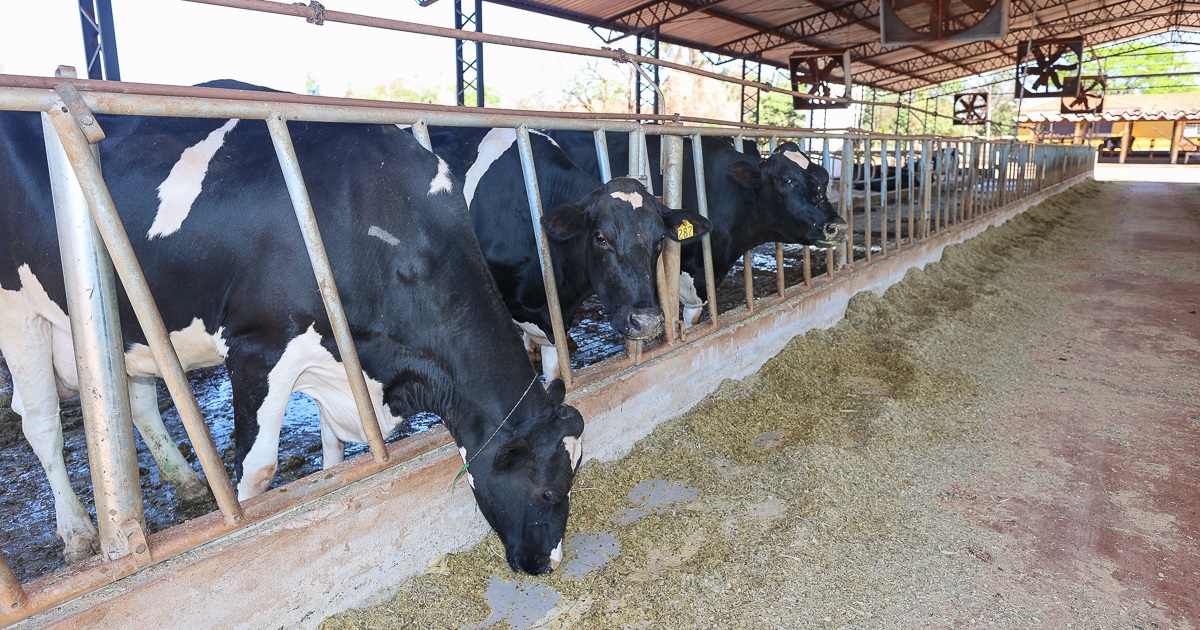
(0, 73, 1094, 625)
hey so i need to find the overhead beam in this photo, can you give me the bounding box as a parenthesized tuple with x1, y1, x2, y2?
(854, 0, 1177, 88)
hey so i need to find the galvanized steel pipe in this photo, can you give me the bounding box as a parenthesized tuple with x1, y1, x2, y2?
(41, 110, 146, 560)
(265, 116, 390, 462)
(515, 126, 572, 387)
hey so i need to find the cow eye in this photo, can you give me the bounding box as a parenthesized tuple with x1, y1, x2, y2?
(593, 231, 610, 249)
(783, 177, 796, 187)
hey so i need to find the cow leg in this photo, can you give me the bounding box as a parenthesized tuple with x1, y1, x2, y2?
(127, 376, 209, 502)
(0, 299, 97, 563)
(225, 343, 293, 500)
(678, 272, 706, 329)
(319, 403, 345, 469)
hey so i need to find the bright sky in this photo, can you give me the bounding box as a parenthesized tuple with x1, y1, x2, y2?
(0, 0, 633, 109)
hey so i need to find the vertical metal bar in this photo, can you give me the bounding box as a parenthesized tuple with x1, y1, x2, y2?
(774, 243, 786, 294)
(921, 139, 933, 238)
(732, 135, 753, 311)
(906, 140, 915, 244)
(410, 120, 432, 152)
(593, 130, 612, 183)
(840, 137, 853, 264)
(513, 125, 572, 387)
(661, 132, 684, 342)
(46, 102, 242, 526)
(690, 133, 719, 327)
(42, 110, 145, 560)
(265, 116, 390, 460)
(864, 139, 873, 261)
(802, 245, 812, 288)
(93, 0, 121, 81)
(0, 552, 24, 612)
(880, 139, 889, 256)
(624, 127, 647, 363)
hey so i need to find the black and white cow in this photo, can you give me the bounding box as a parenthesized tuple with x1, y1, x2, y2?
(0, 82, 584, 574)
(425, 126, 710, 378)
(549, 132, 846, 327)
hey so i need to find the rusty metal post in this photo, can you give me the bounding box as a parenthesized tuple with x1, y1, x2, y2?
(802, 246, 812, 288)
(0, 553, 23, 612)
(593, 129, 612, 183)
(661, 131, 684, 342)
(41, 109, 146, 560)
(45, 94, 243, 527)
(840, 137, 853, 264)
(266, 116, 391, 458)
(689, 133, 719, 327)
(513, 125, 573, 386)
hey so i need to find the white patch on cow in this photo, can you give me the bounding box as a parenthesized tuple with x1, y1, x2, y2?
(464, 128, 517, 207)
(394, 124, 412, 131)
(549, 540, 563, 569)
(562, 435, 583, 471)
(213, 326, 230, 359)
(149, 118, 239, 239)
(515, 321, 561, 380)
(678, 272, 705, 329)
(124, 318, 226, 377)
(783, 150, 810, 170)
(368, 225, 402, 247)
(236, 326, 404, 499)
(456, 447, 475, 488)
(428, 156, 453, 195)
(530, 129, 560, 148)
(609, 190, 643, 208)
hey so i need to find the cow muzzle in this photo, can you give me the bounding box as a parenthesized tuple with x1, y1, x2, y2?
(624, 307, 665, 340)
(819, 220, 848, 246)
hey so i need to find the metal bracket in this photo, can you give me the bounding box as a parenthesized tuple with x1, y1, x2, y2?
(53, 83, 106, 144)
(118, 519, 153, 567)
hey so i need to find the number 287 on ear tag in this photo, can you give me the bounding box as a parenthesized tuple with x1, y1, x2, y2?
(677, 219, 694, 240)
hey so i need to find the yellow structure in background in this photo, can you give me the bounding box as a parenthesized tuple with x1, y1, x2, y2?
(1016, 93, 1200, 164)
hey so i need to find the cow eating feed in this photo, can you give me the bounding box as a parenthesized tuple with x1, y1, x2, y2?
(0, 81, 583, 574)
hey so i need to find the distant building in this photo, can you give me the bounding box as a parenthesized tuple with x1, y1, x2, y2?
(1017, 93, 1200, 164)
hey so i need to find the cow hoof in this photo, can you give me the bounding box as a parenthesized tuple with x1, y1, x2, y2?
(174, 475, 212, 503)
(62, 533, 100, 564)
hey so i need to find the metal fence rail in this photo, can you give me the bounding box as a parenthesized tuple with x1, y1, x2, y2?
(0, 75, 1095, 625)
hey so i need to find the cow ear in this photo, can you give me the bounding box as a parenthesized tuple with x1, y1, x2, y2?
(727, 161, 760, 189)
(661, 210, 712, 242)
(546, 378, 566, 407)
(493, 438, 531, 471)
(558, 404, 585, 438)
(541, 205, 586, 241)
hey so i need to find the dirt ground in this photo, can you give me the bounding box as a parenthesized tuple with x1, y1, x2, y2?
(320, 178, 1200, 629)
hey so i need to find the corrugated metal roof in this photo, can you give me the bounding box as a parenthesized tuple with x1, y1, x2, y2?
(1018, 92, 1200, 122)
(485, 0, 1200, 93)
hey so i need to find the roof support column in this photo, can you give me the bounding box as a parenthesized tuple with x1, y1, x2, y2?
(1119, 122, 1133, 164)
(635, 28, 661, 116)
(454, 0, 484, 107)
(78, 0, 121, 81)
(1170, 120, 1184, 165)
(1073, 121, 1087, 146)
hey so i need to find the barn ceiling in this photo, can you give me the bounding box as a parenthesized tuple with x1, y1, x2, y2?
(485, 0, 1200, 93)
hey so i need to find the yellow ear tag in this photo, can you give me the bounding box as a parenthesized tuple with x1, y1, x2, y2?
(677, 218, 694, 240)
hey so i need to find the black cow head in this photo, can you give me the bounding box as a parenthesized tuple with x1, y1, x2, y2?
(540, 177, 711, 340)
(466, 379, 585, 575)
(730, 141, 847, 247)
